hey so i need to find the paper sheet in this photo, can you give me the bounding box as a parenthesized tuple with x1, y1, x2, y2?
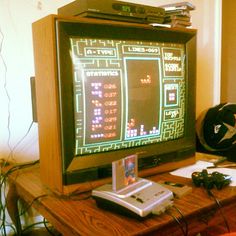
(170, 160, 236, 186)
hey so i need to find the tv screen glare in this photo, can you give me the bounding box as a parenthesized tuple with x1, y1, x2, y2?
(54, 20, 196, 185)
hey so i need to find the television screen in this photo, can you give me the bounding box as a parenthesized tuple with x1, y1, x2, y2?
(33, 16, 196, 190)
(70, 38, 185, 155)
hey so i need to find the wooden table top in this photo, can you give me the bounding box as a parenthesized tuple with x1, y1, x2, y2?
(7, 164, 236, 236)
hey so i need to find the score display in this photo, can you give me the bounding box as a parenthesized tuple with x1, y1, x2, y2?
(70, 38, 185, 156)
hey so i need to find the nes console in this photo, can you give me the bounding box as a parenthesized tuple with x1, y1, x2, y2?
(92, 178, 173, 218)
(58, 0, 165, 23)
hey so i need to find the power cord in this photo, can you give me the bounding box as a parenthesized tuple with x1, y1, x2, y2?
(0, 4, 42, 235)
(0, 159, 39, 236)
(21, 218, 61, 236)
(19, 194, 48, 217)
(0, 26, 12, 164)
(0, 180, 10, 236)
(43, 218, 62, 236)
(7, 120, 34, 162)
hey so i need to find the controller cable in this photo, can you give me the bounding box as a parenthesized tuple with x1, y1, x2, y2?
(173, 205, 188, 236)
(207, 189, 230, 233)
(166, 205, 188, 236)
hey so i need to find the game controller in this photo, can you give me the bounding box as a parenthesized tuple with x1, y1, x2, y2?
(191, 169, 231, 190)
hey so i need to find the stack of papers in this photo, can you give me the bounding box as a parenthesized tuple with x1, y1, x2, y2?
(170, 161, 236, 186)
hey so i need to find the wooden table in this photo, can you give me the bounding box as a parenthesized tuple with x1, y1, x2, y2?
(6, 164, 236, 236)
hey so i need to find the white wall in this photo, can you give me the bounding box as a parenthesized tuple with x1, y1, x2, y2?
(0, 0, 74, 162)
(0, 0, 221, 163)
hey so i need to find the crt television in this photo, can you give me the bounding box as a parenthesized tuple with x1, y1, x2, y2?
(32, 15, 196, 194)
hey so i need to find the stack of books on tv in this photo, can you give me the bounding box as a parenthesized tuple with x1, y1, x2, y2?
(159, 2, 195, 28)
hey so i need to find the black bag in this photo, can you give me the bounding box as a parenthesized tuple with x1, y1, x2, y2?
(196, 103, 236, 156)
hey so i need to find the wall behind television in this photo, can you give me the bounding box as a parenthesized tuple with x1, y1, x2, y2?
(0, 0, 221, 163)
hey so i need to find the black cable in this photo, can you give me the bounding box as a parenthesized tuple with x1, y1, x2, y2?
(173, 205, 189, 236)
(21, 220, 46, 234)
(0, 172, 13, 236)
(0, 159, 39, 188)
(0, 11, 37, 236)
(19, 194, 48, 217)
(0, 23, 34, 166)
(0, 26, 14, 235)
(66, 189, 92, 200)
(0, 160, 39, 235)
(43, 218, 59, 236)
(0, 27, 12, 163)
(167, 210, 188, 236)
(19, 194, 62, 235)
(207, 189, 231, 233)
(0, 199, 7, 236)
(21, 220, 55, 235)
